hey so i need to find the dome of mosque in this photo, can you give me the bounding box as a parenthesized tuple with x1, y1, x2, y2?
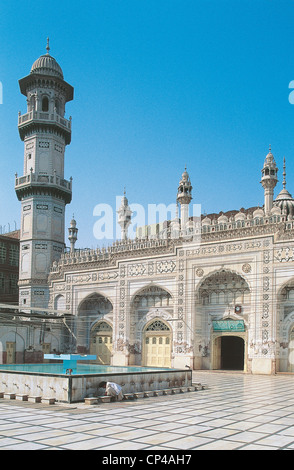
(217, 214, 228, 224)
(273, 158, 294, 217)
(274, 188, 294, 216)
(202, 216, 212, 226)
(234, 211, 246, 222)
(253, 207, 264, 218)
(30, 39, 63, 79)
(31, 54, 64, 79)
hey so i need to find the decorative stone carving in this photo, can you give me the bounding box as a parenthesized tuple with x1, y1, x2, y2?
(156, 260, 176, 274)
(242, 263, 251, 273)
(195, 268, 204, 277)
(275, 247, 294, 263)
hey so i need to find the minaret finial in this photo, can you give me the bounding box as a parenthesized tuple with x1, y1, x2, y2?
(283, 157, 286, 189)
(46, 37, 50, 54)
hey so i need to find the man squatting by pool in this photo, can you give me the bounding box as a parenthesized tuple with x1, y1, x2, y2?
(99, 381, 124, 401)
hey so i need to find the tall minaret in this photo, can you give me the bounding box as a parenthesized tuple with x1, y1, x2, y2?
(261, 146, 278, 215)
(177, 166, 192, 234)
(15, 39, 74, 308)
(117, 190, 132, 241)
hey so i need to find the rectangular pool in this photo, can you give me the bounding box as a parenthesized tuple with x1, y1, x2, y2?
(0, 363, 192, 403)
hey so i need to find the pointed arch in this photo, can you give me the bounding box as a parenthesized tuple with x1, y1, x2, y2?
(195, 268, 250, 371)
(129, 284, 174, 366)
(144, 318, 171, 332)
(76, 292, 113, 355)
(130, 284, 174, 336)
(196, 268, 251, 294)
(78, 292, 113, 316)
(196, 269, 250, 306)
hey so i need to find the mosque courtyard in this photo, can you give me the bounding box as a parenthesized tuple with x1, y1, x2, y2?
(0, 371, 294, 450)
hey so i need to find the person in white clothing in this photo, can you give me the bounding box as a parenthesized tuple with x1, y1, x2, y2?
(99, 381, 124, 401)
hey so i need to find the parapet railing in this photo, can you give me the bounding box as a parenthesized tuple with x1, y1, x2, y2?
(18, 110, 71, 131)
(50, 212, 294, 272)
(15, 171, 72, 192)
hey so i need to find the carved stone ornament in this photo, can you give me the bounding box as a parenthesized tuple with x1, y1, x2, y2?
(242, 263, 251, 273)
(195, 268, 204, 277)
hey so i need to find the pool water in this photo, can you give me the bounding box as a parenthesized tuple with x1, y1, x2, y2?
(0, 363, 171, 375)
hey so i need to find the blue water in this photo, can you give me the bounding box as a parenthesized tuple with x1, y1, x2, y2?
(0, 363, 170, 375)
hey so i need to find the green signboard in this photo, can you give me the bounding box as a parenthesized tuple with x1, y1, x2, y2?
(212, 320, 245, 332)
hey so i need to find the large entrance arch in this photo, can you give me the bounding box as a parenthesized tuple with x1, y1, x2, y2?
(130, 285, 174, 366)
(196, 269, 250, 371)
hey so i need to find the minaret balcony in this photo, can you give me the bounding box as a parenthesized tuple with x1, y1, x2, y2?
(15, 171, 72, 204)
(18, 111, 72, 144)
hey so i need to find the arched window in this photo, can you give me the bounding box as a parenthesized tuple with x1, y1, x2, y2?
(146, 320, 170, 331)
(54, 294, 65, 311)
(42, 96, 49, 112)
(29, 95, 36, 111)
(54, 99, 60, 114)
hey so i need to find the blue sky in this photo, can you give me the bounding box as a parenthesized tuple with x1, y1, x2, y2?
(1, 0, 294, 248)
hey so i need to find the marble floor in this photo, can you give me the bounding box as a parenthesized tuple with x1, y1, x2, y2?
(0, 371, 294, 450)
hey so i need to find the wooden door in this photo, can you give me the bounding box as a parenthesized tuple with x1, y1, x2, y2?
(91, 334, 112, 365)
(144, 334, 171, 368)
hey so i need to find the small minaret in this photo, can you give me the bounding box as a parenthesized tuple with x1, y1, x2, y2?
(177, 166, 192, 234)
(170, 201, 180, 239)
(117, 189, 132, 241)
(261, 146, 278, 215)
(68, 216, 78, 252)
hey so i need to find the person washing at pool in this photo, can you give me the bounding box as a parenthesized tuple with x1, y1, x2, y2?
(99, 381, 124, 401)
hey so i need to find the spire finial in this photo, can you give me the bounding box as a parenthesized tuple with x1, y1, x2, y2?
(269, 144, 271, 152)
(46, 37, 50, 54)
(283, 157, 286, 189)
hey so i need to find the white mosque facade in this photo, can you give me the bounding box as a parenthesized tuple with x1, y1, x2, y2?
(2, 45, 294, 375)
